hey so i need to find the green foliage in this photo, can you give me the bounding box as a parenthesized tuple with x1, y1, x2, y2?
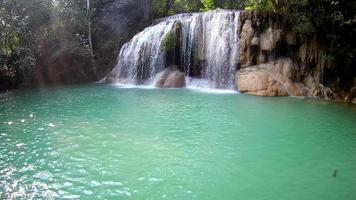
(244, 0, 273, 11)
(201, 0, 215, 11)
(171, 0, 203, 14)
(151, 0, 245, 18)
(0, 0, 90, 89)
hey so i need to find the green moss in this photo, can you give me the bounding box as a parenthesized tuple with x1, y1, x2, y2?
(160, 21, 182, 53)
(160, 30, 176, 53)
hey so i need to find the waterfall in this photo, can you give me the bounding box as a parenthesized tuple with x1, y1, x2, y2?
(106, 10, 240, 89)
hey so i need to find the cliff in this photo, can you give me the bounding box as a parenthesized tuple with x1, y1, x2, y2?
(236, 12, 356, 103)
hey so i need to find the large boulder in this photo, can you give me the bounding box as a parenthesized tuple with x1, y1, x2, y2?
(236, 69, 288, 96)
(154, 66, 186, 88)
(236, 58, 303, 97)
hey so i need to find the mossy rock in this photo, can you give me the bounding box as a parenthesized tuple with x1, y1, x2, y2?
(160, 21, 182, 53)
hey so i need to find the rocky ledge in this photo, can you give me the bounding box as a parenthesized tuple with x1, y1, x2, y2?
(236, 58, 337, 100)
(235, 12, 356, 103)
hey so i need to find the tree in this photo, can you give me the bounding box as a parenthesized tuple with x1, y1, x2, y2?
(164, 0, 176, 16)
(201, 0, 215, 11)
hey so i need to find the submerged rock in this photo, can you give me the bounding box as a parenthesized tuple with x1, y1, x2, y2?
(154, 66, 186, 88)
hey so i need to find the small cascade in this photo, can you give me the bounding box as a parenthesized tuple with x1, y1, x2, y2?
(181, 11, 240, 89)
(107, 21, 176, 85)
(106, 10, 241, 90)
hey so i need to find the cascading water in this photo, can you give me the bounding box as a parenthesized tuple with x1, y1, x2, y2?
(106, 10, 240, 90)
(107, 21, 176, 85)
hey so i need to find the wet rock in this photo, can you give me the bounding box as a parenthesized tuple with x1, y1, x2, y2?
(154, 66, 186, 88)
(307, 83, 338, 100)
(346, 87, 356, 104)
(160, 21, 182, 68)
(160, 21, 182, 53)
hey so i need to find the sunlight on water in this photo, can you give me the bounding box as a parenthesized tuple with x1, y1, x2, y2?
(1, 84, 356, 199)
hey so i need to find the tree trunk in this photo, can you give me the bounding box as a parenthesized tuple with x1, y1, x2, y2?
(164, 0, 175, 17)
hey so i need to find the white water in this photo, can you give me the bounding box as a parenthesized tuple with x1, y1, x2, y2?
(107, 10, 241, 90)
(181, 10, 240, 89)
(110, 21, 175, 84)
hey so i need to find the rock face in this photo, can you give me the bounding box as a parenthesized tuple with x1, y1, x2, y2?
(236, 59, 301, 96)
(348, 87, 356, 104)
(236, 12, 348, 102)
(154, 66, 186, 88)
(93, 0, 151, 78)
(236, 58, 339, 100)
(260, 27, 282, 51)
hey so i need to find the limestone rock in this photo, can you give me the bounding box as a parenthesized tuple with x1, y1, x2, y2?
(251, 37, 260, 46)
(344, 87, 356, 103)
(238, 19, 255, 67)
(260, 27, 282, 51)
(236, 58, 303, 97)
(307, 83, 337, 100)
(154, 66, 186, 88)
(236, 69, 288, 96)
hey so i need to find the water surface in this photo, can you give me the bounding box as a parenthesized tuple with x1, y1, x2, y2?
(1, 84, 356, 199)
